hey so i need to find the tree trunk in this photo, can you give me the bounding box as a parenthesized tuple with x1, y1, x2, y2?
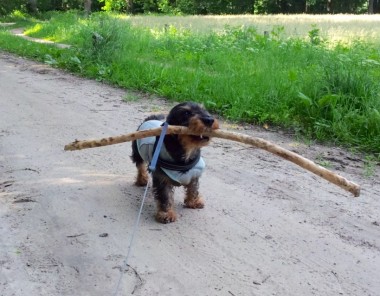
(126, 0, 134, 13)
(301, 0, 307, 13)
(327, 0, 332, 12)
(235, 0, 255, 14)
(368, 0, 374, 13)
(28, 0, 37, 13)
(84, 0, 92, 16)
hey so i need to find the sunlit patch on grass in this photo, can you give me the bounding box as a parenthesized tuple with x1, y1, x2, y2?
(24, 23, 43, 35)
(129, 14, 380, 44)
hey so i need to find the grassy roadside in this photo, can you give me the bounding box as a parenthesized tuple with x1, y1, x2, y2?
(1, 11, 380, 155)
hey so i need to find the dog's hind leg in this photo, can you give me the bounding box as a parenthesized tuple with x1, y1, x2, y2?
(135, 163, 149, 186)
(131, 140, 149, 186)
(184, 179, 205, 209)
(153, 176, 177, 223)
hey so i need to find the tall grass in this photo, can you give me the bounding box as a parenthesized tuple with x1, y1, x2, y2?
(1, 11, 379, 153)
(128, 14, 380, 43)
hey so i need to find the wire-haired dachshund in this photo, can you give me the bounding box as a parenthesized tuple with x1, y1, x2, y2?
(131, 102, 219, 223)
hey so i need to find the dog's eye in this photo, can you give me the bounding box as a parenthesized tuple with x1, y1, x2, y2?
(183, 110, 191, 117)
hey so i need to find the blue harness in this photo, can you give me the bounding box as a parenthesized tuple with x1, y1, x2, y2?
(136, 120, 205, 185)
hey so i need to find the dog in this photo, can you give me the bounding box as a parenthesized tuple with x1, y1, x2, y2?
(131, 102, 219, 223)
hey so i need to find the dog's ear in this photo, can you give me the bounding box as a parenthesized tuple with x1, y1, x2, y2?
(166, 102, 194, 126)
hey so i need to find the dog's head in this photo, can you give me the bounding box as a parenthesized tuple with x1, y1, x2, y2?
(166, 102, 219, 150)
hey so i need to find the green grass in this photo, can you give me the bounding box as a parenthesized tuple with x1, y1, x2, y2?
(1, 11, 380, 154)
(363, 155, 379, 177)
(127, 14, 380, 43)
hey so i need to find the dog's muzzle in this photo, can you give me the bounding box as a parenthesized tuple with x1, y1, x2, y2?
(201, 116, 215, 127)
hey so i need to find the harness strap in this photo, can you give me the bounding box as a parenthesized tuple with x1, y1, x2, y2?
(152, 123, 201, 172)
(156, 153, 201, 172)
(149, 121, 168, 172)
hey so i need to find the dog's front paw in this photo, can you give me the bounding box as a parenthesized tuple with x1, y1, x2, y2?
(134, 178, 148, 187)
(135, 171, 148, 186)
(156, 209, 177, 224)
(184, 197, 205, 209)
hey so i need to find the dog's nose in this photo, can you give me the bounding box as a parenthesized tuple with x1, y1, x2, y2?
(202, 116, 214, 127)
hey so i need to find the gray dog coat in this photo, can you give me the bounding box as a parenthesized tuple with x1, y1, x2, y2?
(136, 120, 205, 185)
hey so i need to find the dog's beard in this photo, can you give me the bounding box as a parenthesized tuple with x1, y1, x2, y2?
(186, 117, 219, 146)
(189, 134, 210, 145)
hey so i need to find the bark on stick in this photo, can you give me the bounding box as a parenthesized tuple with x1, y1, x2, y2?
(64, 126, 360, 197)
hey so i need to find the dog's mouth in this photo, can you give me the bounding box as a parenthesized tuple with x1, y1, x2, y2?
(190, 134, 210, 143)
(185, 117, 218, 145)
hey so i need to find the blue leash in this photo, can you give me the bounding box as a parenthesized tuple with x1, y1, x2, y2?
(113, 122, 168, 295)
(149, 122, 169, 172)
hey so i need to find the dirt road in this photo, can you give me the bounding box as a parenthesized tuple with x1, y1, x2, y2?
(1, 52, 379, 296)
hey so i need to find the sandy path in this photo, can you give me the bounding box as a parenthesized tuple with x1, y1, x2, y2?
(1, 52, 379, 296)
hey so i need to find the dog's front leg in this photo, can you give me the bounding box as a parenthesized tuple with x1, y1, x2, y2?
(153, 175, 177, 223)
(184, 178, 205, 209)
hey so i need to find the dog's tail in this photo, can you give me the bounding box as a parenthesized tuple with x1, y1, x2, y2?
(144, 114, 165, 122)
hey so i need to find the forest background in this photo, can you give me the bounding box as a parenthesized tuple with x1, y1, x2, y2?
(1, 0, 380, 16)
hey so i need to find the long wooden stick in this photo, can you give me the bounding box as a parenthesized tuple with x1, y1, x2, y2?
(64, 126, 360, 197)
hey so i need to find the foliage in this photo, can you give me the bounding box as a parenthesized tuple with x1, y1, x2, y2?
(1, 12, 380, 154)
(99, 0, 127, 12)
(255, 0, 368, 14)
(0, 0, 103, 15)
(0, 0, 26, 16)
(1, 0, 374, 15)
